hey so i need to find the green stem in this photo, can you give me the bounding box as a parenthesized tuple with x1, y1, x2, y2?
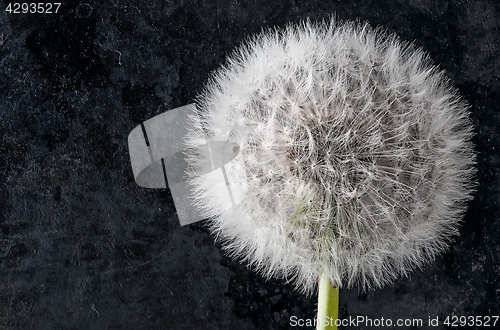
(316, 273, 339, 330)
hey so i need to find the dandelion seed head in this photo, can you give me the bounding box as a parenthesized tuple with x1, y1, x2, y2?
(185, 18, 476, 295)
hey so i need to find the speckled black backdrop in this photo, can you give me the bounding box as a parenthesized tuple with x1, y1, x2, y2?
(0, 0, 499, 329)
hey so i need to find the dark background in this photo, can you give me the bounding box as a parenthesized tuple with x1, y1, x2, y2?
(1, 1, 499, 329)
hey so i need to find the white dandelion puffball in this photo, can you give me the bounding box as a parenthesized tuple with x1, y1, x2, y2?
(184, 19, 476, 294)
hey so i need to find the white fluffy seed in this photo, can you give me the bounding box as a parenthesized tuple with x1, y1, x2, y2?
(184, 18, 476, 295)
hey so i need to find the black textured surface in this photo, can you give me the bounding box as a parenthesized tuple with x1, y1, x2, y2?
(1, 1, 499, 329)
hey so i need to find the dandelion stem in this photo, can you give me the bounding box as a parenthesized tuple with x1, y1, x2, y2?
(316, 273, 339, 330)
